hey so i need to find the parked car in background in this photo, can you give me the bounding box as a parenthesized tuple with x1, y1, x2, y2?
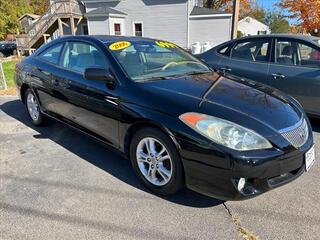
(0, 41, 17, 58)
(15, 36, 315, 200)
(197, 34, 320, 117)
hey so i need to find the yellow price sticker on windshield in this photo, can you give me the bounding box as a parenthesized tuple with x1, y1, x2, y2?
(155, 41, 178, 48)
(109, 41, 131, 51)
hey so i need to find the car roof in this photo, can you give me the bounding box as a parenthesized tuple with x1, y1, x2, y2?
(209, 34, 320, 51)
(236, 34, 320, 43)
(56, 35, 159, 44)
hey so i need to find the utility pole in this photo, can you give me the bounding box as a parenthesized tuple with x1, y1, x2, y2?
(231, 0, 240, 39)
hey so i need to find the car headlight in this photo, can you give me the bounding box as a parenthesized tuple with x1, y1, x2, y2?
(179, 112, 272, 151)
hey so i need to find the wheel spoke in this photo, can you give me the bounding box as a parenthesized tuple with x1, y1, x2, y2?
(158, 154, 170, 162)
(137, 151, 149, 163)
(157, 165, 171, 181)
(147, 167, 157, 183)
(156, 147, 166, 158)
(144, 139, 151, 155)
(149, 139, 157, 155)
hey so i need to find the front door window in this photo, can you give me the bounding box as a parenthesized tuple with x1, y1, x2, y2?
(230, 40, 270, 62)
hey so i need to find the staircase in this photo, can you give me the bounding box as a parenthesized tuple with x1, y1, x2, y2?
(16, 0, 85, 55)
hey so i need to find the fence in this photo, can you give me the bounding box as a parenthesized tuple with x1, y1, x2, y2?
(0, 60, 7, 90)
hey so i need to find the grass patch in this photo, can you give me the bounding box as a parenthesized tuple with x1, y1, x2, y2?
(2, 60, 18, 87)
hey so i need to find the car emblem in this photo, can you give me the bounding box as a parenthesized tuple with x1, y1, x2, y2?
(299, 131, 306, 141)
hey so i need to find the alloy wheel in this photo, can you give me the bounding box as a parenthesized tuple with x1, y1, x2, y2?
(26, 92, 40, 121)
(136, 137, 173, 186)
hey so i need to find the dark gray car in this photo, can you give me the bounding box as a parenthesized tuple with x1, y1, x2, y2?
(197, 34, 320, 117)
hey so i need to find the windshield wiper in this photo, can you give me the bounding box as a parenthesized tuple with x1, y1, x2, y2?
(189, 71, 210, 75)
(135, 76, 169, 82)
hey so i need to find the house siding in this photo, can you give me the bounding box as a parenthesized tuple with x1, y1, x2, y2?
(85, 0, 189, 48)
(189, 16, 232, 47)
(87, 16, 110, 35)
(238, 17, 270, 36)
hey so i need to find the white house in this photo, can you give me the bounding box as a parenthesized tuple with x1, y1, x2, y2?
(238, 16, 271, 36)
(83, 0, 233, 48)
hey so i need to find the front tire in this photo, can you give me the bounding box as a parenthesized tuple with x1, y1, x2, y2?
(130, 127, 184, 195)
(25, 89, 44, 126)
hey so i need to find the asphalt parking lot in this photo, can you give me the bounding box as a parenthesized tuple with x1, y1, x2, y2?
(1, 96, 319, 240)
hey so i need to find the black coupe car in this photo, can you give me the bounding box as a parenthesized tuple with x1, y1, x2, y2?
(197, 34, 320, 117)
(15, 36, 315, 200)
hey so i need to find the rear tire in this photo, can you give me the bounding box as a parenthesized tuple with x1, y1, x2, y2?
(24, 89, 44, 126)
(130, 127, 184, 195)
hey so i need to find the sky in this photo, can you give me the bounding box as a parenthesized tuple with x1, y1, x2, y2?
(256, 0, 298, 24)
(256, 0, 279, 9)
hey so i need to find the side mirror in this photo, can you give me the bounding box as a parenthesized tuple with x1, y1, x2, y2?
(84, 68, 114, 82)
(84, 68, 116, 89)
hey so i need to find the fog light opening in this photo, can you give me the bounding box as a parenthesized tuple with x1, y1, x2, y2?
(237, 178, 246, 192)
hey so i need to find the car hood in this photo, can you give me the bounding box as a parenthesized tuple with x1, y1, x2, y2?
(139, 72, 302, 131)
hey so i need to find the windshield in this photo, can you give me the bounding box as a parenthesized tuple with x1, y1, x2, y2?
(107, 40, 210, 81)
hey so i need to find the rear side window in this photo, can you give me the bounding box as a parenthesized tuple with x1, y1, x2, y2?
(38, 43, 64, 65)
(61, 42, 108, 73)
(298, 43, 320, 68)
(231, 40, 270, 62)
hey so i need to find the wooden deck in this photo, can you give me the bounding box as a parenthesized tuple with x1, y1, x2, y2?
(16, 0, 85, 55)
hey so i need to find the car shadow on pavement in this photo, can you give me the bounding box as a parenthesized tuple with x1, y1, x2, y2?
(0, 99, 223, 208)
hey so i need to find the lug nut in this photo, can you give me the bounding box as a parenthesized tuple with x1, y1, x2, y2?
(151, 164, 154, 169)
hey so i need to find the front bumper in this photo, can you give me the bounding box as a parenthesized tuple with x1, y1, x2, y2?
(179, 136, 314, 201)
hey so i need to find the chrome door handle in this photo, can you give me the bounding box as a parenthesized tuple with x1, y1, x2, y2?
(272, 73, 285, 79)
(220, 67, 232, 72)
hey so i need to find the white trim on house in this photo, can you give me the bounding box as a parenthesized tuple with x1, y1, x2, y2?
(187, 0, 190, 48)
(132, 21, 144, 37)
(189, 13, 232, 19)
(109, 13, 127, 18)
(109, 18, 125, 36)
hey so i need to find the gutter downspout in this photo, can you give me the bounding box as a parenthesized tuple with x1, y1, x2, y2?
(187, 0, 190, 49)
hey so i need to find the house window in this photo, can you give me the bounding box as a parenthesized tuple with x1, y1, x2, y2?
(257, 30, 267, 35)
(114, 23, 121, 36)
(134, 23, 143, 37)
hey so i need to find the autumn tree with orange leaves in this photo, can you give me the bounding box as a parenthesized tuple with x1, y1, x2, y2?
(205, 0, 254, 18)
(279, 0, 320, 36)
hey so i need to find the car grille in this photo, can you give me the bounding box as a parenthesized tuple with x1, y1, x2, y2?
(280, 119, 309, 149)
